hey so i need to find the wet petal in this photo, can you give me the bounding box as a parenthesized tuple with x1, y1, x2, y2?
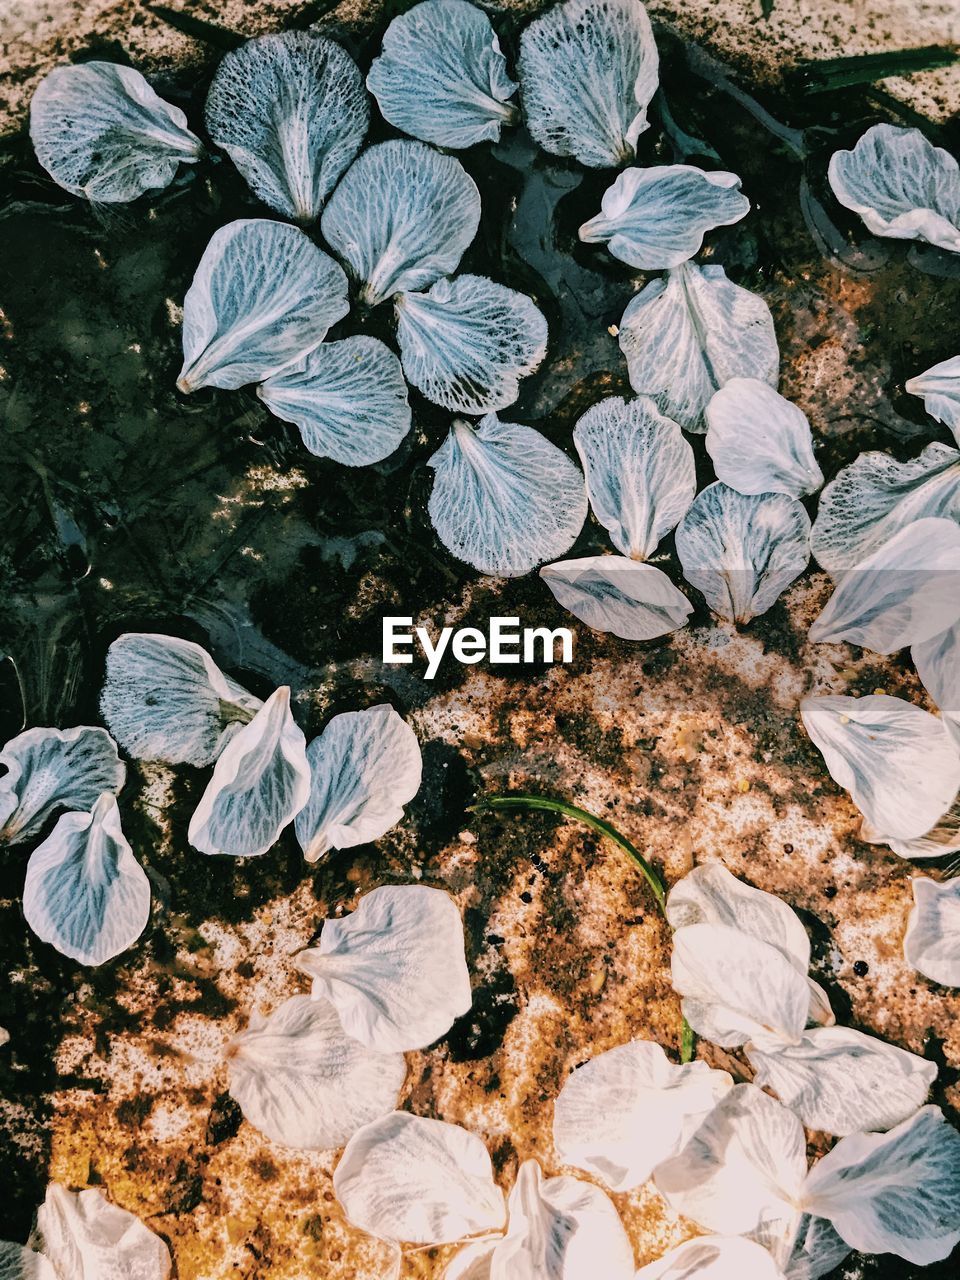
(904, 876, 960, 986)
(906, 353, 960, 443)
(704, 379, 823, 499)
(827, 124, 960, 253)
(395, 275, 547, 415)
(30, 62, 201, 202)
(572, 395, 696, 560)
(912, 619, 960, 747)
(321, 140, 480, 306)
(259, 336, 411, 466)
(540, 556, 692, 641)
(552, 1038, 732, 1190)
(294, 704, 422, 864)
(0, 1243, 57, 1280)
(205, 31, 368, 223)
(675, 483, 810, 623)
(295, 884, 471, 1052)
(226, 995, 405, 1150)
(35, 1184, 171, 1280)
(333, 1112, 506, 1244)
(0, 726, 125, 846)
(428, 414, 587, 576)
(100, 632, 262, 767)
(619, 263, 779, 432)
(518, 0, 658, 168)
(188, 686, 310, 857)
(800, 694, 960, 841)
(635, 1237, 785, 1280)
(368, 0, 517, 149)
(177, 218, 349, 392)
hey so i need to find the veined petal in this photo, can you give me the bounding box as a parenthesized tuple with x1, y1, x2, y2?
(634, 1237, 785, 1280)
(445, 1239, 497, 1280)
(861, 798, 960, 859)
(0, 1242, 57, 1280)
(35, 1184, 171, 1280)
(750, 1212, 850, 1280)
(541, 556, 692, 641)
(704, 379, 823, 499)
(906, 353, 960, 443)
(904, 876, 960, 986)
(0, 726, 125, 846)
(913, 619, 960, 748)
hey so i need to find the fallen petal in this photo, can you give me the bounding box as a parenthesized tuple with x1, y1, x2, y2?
(904, 876, 960, 986)
(906, 353, 960, 444)
(0, 1242, 57, 1280)
(704, 379, 823, 499)
(0, 726, 125, 846)
(635, 1237, 784, 1280)
(912, 618, 960, 747)
(35, 1184, 171, 1280)
(540, 556, 692, 641)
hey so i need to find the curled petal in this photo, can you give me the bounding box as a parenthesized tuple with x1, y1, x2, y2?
(861, 796, 960, 860)
(904, 876, 960, 986)
(906, 353, 960, 443)
(35, 1184, 171, 1280)
(912, 619, 960, 748)
(0, 726, 125, 846)
(705, 379, 823, 499)
(635, 1237, 785, 1280)
(445, 1240, 497, 1280)
(540, 556, 691, 641)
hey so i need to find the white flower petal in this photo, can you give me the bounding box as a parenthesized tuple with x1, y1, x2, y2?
(906, 353, 960, 443)
(259, 336, 411, 466)
(618, 263, 779, 433)
(296, 884, 471, 1052)
(0, 1242, 57, 1280)
(205, 32, 368, 223)
(445, 1239, 497, 1280)
(334, 1112, 506, 1244)
(368, 0, 517, 149)
(634, 1237, 785, 1280)
(552, 1038, 732, 1190)
(861, 798, 960, 859)
(904, 876, 960, 986)
(29, 62, 201, 202)
(800, 694, 960, 841)
(177, 218, 349, 392)
(540, 556, 692, 641)
(704, 379, 823, 499)
(827, 124, 960, 253)
(0, 726, 125, 846)
(913, 619, 960, 748)
(572, 395, 696, 560)
(188, 686, 310, 857)
(0, 1028, 8, 1048)
(226, 995, 405, 1150)
(675, 483, 810, 623)
(518, 0, 658, 168)
(321, 140, 480, 306)
(751, 1213, 850, 1280)
(295, 704, 422, 864)
(35, 1184, 171, 1280)
(803, 1106, 960, 1264)
(428, 414, 587, 576)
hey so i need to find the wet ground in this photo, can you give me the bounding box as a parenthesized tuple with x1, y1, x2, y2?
(1, 4, 960, 1278)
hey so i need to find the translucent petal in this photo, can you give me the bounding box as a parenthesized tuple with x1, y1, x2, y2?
(205, 31, 368, 224)
(634, 1237, 785, 1280)
(296, 884, 471, 1052)
(445, 1240, 497, 1280)
(751, 1213, 850, 1280)
(294, 704, 422, 864)
(827, 124, 960, 253)
(904, 876, 960, 986)
(810, 441, 960, 578)
(367, 0, 518, 149)
(226, 995, 405, 1149)
(188, 686, 310, 857)
(861, 798, 960, 860)
(808, 517, 960, 653)
(540, 556, 692, 640)
(35, 1184, 171, 1280)
(675, 483, 810, 623)
(395, 275, 548, 415)
(0, 726, 125, 846)
(177, 218, 349, 392)
(572, 395, 696, 560)
(618, 263, 779, 433)
(906, 353, 960, 443)
(803, 1106, 960, 1264)
(428, 415, 587, 576)
(517, 0, 659, 168)
(320, 140, 480, 305)
(100, 632, 262, 767)
(747, 1025, 936, 1137)
(800, 693, 960, 841)
(259, 336, 411, 466)
(333, 1112, 507, 1244)
(552, 1038, 732, 1190)
(653, 1084, 807, 1236)
(704, 379, 824, 499)
(0, 1242, 57, 1280)
(29, 62, 202, 203)
(580, 166, 749, 270)
(913, 619, 960, 748)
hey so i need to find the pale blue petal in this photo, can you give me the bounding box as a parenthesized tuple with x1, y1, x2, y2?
(906, 353, 960, 443)
(540, 556, 691, 640)
(0, 1242, 57, 1280)
(705, 379, 823, 499)
(0, 726, 125, 846)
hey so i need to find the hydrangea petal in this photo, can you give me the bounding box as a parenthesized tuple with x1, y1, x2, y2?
(906, 353, 960, 442)
(259, 336, 411, 466)
(321, 140, 480, 305)
(30, 62, 202, 202)
(177, 218, 349, 392)
(800, 693, 960, 841)
(540, 557, 692, 641)
(294, 704, 422, 864)
(913, 619, 960, 747)
(205, 31, 368, 223)
(635, 1237, 785, 1280)
(675, 483, 810, 623)
(0, 726, 125, 846)
(904, 876, 960, 986)
(35, 1184, 171, 1280)
(751, 1213, 850, 1280)
(827, 124, 960, 253)
(618, 263, 779, 432)
(428, 414, 587, 576)
(552, 1038, 732, 1190)
(295, 884, 471, 1052)
(572, 395, 696, 560)
(188, 686, 310, 857)
(0, 1242, 58, 1280)
(705, 379, 824, 499)
(368, 0, 517, 149)
(333, 1112, 507, 1244)
(518, 0, 659, 168)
